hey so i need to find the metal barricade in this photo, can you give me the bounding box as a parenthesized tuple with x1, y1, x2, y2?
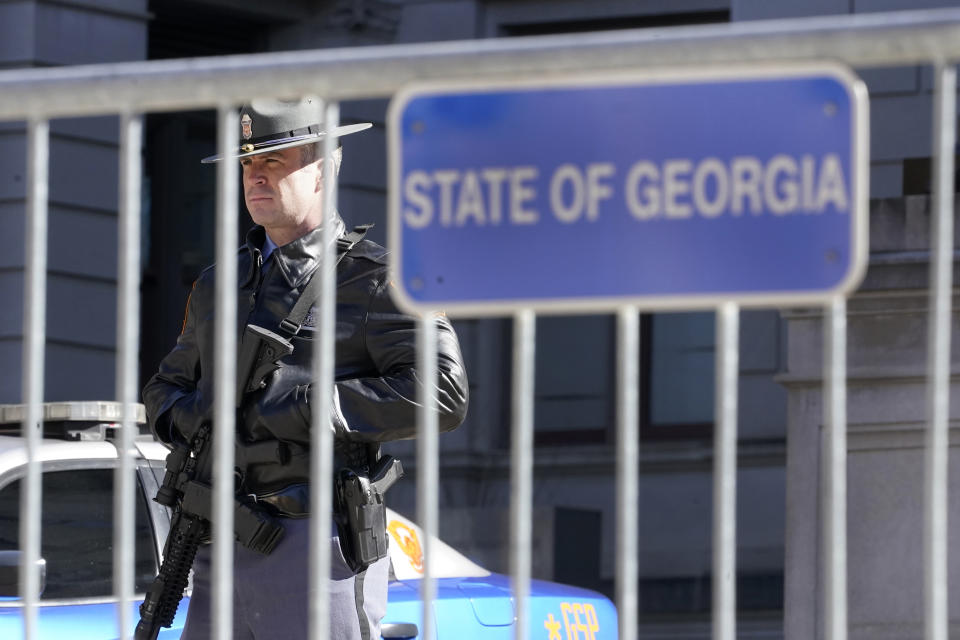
(2, 8, 959, 640)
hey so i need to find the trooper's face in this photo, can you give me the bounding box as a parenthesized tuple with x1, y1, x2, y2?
(241, 147, 324, 244)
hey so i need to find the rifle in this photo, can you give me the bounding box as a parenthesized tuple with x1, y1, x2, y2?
(134, 324, 293, 640)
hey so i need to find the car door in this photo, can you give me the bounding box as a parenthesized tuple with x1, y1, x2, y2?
(0, 458, 163, 639)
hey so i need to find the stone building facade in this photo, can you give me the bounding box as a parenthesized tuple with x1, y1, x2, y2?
(0, 0, 957, 637)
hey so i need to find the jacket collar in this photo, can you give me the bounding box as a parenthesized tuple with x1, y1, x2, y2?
(244, 216, 346, 288)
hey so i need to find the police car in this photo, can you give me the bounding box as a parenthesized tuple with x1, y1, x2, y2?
(0, 402, 617, 639)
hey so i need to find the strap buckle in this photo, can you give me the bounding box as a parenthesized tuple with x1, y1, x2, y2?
(279, 318, 301, 334)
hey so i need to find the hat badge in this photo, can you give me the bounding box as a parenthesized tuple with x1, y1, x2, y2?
(240, 114, 253, 140)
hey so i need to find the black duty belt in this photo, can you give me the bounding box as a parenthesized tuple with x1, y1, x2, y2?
(254, 483, 310, 519)
(236, 440, 307, 467)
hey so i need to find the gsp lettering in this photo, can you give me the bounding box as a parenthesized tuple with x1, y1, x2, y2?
(560, 602, 600, 640)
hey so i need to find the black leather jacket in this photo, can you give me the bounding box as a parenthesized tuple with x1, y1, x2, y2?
(142, 221, 468, 497)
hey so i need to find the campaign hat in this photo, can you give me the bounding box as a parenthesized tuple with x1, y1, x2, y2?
(200, 97, 372, 163)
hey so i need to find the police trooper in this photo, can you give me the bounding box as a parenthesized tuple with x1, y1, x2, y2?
(142, 98, 469, 640)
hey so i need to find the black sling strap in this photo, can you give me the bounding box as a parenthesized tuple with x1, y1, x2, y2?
(278, 224, 371, 335)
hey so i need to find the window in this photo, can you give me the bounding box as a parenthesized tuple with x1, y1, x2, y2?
(530, 311, 718, 445)
(643, 311, 716, 439)
(498, 10, 729, 37)
(0, 468, 157, 599)
(534, 314, 615, 445)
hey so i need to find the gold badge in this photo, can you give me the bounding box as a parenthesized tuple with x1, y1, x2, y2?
(241, 113, 253, 140)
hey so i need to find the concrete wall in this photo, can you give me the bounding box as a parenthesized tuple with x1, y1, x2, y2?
(781, 195, 960, 639)
(732, 4, 960, 636)
(0, 0, 149, 402)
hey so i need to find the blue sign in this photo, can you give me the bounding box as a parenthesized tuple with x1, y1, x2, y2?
(387, 66, 867, 315)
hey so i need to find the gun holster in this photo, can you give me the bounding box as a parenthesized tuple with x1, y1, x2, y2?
(333, 455, 403, 572)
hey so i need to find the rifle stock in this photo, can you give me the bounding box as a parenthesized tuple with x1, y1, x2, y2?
(134, 426, 211, 640)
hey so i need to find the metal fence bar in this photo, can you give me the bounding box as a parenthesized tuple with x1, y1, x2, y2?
(2, 10, 960, 119)
(924, 61, 956, 640)
(114, 112, 143, 640)
(712, 302, 739, 640)
(417, 314, 439, 640)
(19, 117, 48, 640)
(823, 296, 848, 640)
(510, 309, 535, 640)
(212, 104, 239, 640)
(615, 306, 639, 640)
(309, 99, 340, 640)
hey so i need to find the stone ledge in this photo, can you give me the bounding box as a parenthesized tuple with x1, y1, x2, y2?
(847, 419, 960, 451)
(399, 440, 787, 476)
(776, 368, 960, 386)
